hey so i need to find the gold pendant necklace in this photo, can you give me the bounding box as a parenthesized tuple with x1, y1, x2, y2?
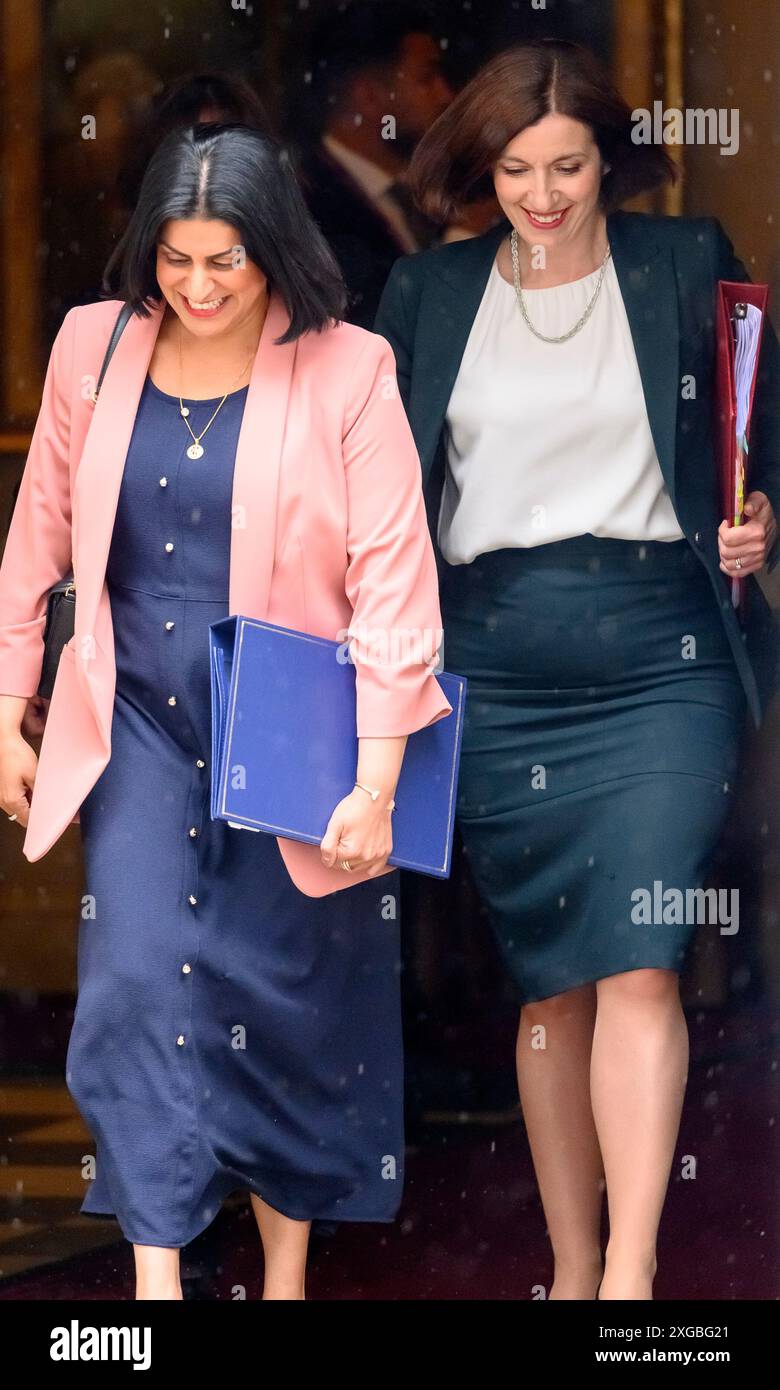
(178, 321, 256, 459)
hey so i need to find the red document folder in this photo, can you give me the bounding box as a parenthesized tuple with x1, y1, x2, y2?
(714, 280, 770, 619)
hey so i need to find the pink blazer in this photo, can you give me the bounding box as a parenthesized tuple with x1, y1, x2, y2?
(0, 290, 452, 894)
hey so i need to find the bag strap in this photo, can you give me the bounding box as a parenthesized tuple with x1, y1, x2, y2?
(92, 301, 135, 403)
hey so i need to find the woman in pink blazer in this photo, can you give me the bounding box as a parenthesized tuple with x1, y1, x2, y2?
(0, 123, 451, 1299)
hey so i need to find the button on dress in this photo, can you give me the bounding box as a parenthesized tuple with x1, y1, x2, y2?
(66, 375, 404, 1247)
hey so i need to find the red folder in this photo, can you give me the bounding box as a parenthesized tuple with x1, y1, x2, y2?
(714, 280, 769, 619)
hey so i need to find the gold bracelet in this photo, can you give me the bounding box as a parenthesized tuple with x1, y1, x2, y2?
(353, 780, 396, 812)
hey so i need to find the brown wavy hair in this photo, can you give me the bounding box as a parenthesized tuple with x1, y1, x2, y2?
(409, 38, 678, 222)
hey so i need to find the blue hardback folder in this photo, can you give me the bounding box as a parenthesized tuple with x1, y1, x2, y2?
(209, 615, 467, 878)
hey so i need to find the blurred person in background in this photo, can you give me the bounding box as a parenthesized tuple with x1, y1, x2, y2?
(294, 1, 456, 327)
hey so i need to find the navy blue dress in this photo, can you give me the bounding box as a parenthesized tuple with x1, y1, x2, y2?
(66, 376, 404, 1248)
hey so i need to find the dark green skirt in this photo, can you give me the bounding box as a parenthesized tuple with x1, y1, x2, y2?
(439, 535, 747, 1004)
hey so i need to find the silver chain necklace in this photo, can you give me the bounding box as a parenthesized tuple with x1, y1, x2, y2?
(509, 228, 612, 344)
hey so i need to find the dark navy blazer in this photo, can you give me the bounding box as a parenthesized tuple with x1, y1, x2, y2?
(374, 210, 780, 730)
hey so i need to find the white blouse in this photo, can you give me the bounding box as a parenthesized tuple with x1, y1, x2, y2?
(437, 253, 684, 566)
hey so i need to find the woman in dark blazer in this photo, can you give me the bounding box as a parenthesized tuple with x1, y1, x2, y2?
(374, 38, 779, 1300)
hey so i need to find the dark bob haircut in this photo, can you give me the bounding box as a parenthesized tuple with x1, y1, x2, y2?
(101, 122, 348, 342)
(409, 38, 678, 222)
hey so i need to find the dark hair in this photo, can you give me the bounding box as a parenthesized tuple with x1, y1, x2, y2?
(409, 38, 678, 221)
(307, 0, 436, 126)
(148, 71, 273, 136)
(102, 122, 348, 342)
(118, 71, 276, 210)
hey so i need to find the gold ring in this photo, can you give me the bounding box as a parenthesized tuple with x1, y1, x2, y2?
(341, 859, 352, 871)
(735, 557, 743, 570)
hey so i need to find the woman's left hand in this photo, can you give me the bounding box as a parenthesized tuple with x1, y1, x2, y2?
(718, 491, 777, 577)
(320, 786, 394, 877)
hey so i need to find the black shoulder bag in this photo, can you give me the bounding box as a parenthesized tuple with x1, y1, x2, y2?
(37, 302, 135, 699)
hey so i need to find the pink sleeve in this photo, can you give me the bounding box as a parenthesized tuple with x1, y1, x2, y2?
(342, 333, 453, 739)
(0, 308, 77, 696)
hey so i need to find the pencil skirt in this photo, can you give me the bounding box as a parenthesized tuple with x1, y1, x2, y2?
(438, 535, 747, 1004)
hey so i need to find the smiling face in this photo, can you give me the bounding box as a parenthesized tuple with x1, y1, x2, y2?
(492, 113, 607, 252)
(155, 218, 268, 338)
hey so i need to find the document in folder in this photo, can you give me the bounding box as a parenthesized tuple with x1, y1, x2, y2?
(714, 280, 769, 616)
(209, 615, 467, 879)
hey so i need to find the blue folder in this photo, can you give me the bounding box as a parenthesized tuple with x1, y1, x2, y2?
(208, 615, 467, 878)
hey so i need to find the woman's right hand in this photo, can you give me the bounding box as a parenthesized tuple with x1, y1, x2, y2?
(0, 730, 38, 828)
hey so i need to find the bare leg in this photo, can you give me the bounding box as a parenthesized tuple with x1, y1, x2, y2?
(250, 1193, 310, 1300)
(591, 968, 688, 1300)
(516, 983, 605, 1298)
(133, 1245, 183, 1300)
